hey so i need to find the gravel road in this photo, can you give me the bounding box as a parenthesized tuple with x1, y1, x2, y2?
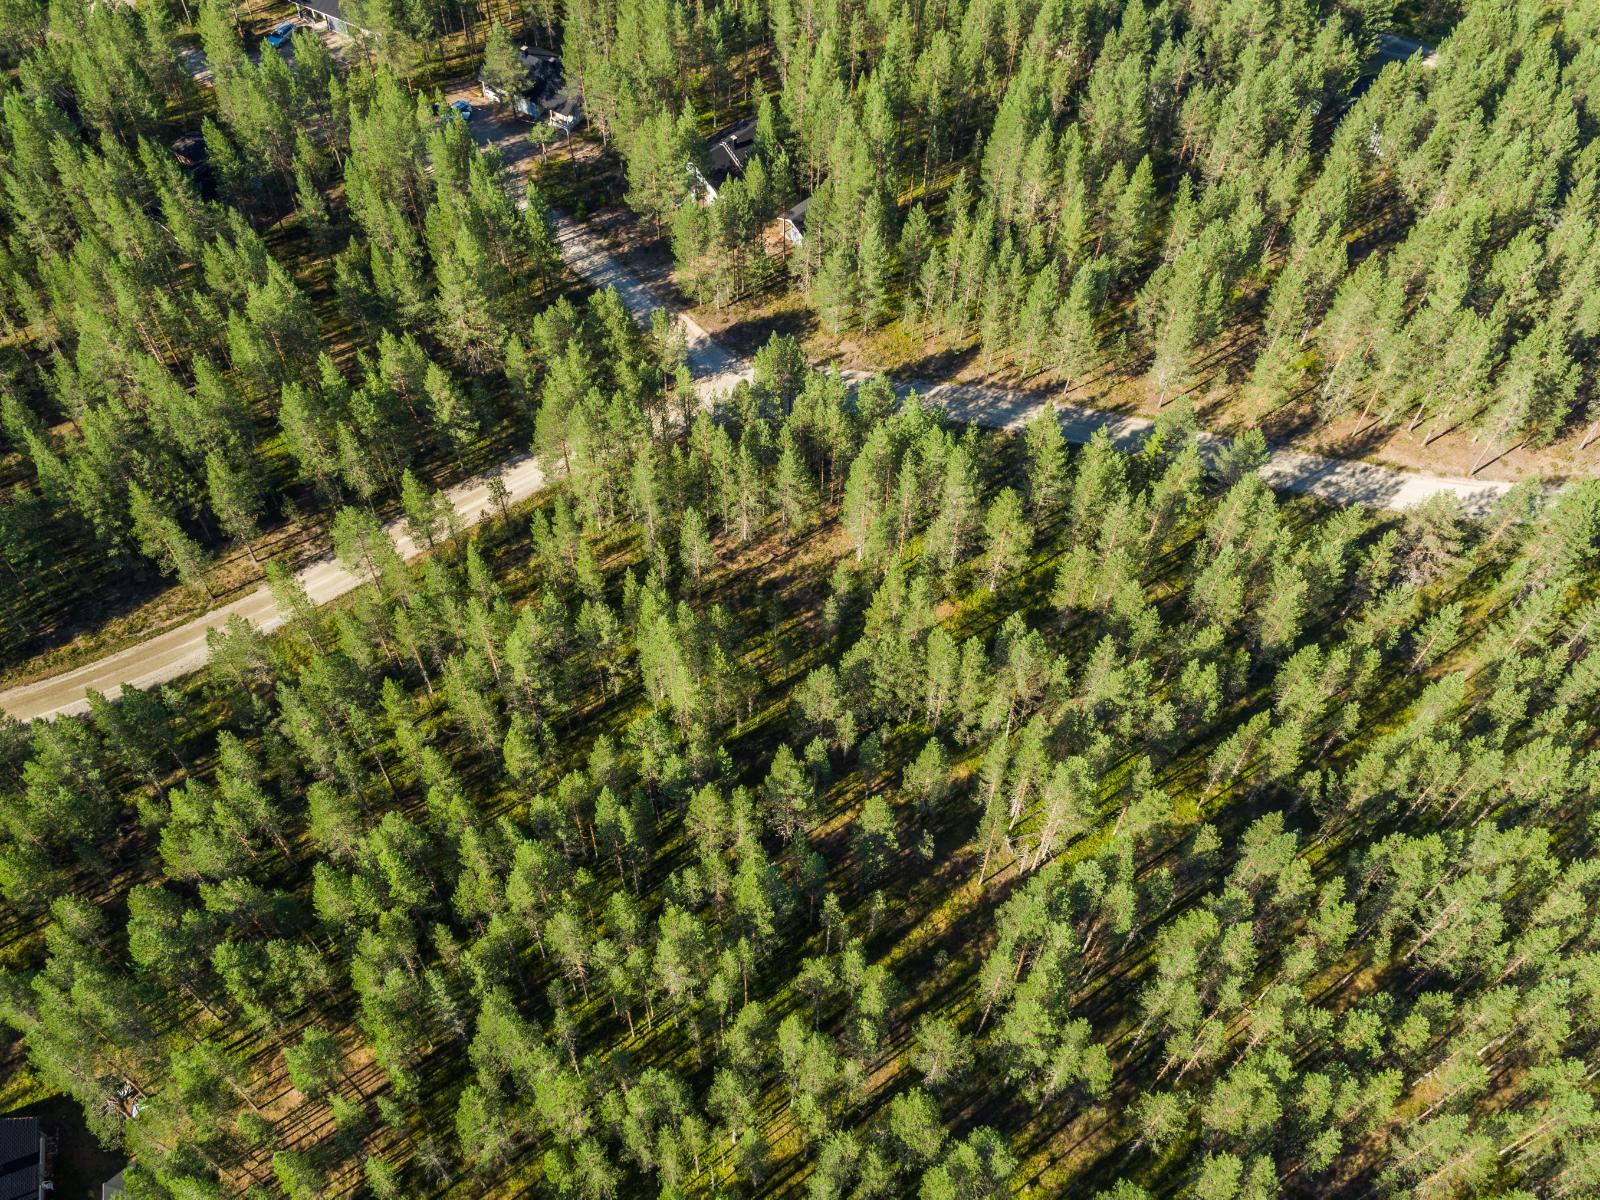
(0, 217, 1516, 721)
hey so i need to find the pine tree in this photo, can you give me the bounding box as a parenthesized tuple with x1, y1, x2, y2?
(400, 471, 452, 553)
(1023, 404, 1067, 517)
(480, 21, 532, 107)
(293, 150, 334, 256)
(204, 450, 266, 565)
(772, 428, 815, 544)
(425, 362, 481, 465)
(812, 248, 857, 336)
(128, 483, 212, 596)
(981, 488, 1030, 591)
(923, 445, 978, 576)
(331, 506, 406, 592)
(679, 506, 715, 589)
(858, 211, 893, 330)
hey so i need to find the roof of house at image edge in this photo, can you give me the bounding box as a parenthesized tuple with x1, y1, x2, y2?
(701, 117, 758, 191)
(0, 1118, 40, 1200)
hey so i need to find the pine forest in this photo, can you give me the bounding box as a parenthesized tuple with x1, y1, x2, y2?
(0, 0, 1598, 1198)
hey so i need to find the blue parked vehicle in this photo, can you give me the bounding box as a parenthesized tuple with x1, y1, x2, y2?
(265, 21, 296, 48)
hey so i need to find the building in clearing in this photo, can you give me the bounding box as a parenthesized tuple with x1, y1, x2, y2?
(0, 1117, 44, 1200)
(1348, 32, 1437, 102)
(479, 46, 585, 132)
(689, 117, 758, 204)
(478, 45, 552, 117)
(778, 196, 810, 246)
(293, 0, 368, 38)
(1372, 32, 1438, 69)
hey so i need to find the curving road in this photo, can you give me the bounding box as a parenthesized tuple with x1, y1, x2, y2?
(0, 453, 546, 722)
(0, 216, 1517, 721)
(557, 217, 1517, 515)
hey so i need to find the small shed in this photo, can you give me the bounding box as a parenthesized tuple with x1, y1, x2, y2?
(778, 196, 810, 246)
(170, 132, 207, 172)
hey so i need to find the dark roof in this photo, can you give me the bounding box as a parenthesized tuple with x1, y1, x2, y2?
(0, 1118, 40, 1200)
(531, 53, 588, 125)
(297, 0, 351, 23)
(781, 196, 810, 233)
(170, 132, 207, 169)
(477, 44, 558, 88)
(703, 118, 758, 191)
(540, 83, 584, 125)
(1371, 32, 1435, 66)
(480, 46, 583, 123)
(517, 45, 560, 72)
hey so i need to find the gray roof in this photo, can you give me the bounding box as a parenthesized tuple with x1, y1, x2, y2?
(1349, 32, 1438, 102)
(703, 118, 758, 191)
(297, 0, 346, 20)
(781, 195, 810, 233)
(1372, 32, 1435, 66)
(0, 1118, 40, 1200)
(480, 46, 584, 124)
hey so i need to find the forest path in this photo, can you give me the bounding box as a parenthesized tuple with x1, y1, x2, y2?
(0, 216, 1516, 721)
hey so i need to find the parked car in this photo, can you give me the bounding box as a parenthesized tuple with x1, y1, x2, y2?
(265, 20, 296, 47)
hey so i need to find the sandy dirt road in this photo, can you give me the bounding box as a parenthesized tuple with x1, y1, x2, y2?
(0, 215, 1517, 721)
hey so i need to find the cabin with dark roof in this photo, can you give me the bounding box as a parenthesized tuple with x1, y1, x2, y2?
(690, 117, 758, 204)
(0, 1118, 43, 1200)
(478, 46, 585, 131)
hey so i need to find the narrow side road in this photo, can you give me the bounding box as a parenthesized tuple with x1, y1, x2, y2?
(556, 219, 1518, 516)
(0, 216, 1519, 721)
